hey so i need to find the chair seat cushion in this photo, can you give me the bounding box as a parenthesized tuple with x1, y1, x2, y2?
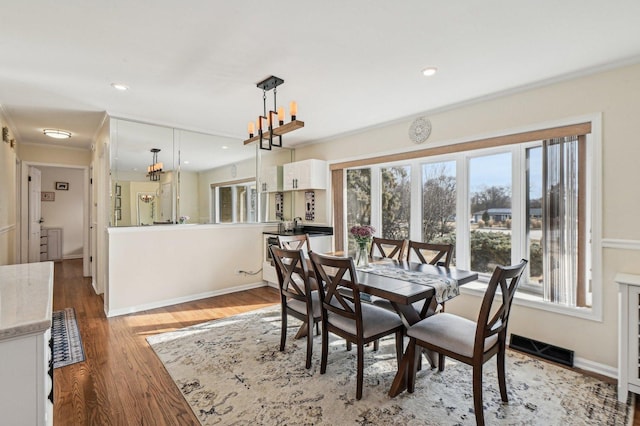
(327, 302, 403, 339)
(406, 313, 498, 358)
(288, 290, 322, 319)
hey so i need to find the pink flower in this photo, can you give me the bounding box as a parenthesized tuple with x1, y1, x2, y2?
(349, 225, 375, 245)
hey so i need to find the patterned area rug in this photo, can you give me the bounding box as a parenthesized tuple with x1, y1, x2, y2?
(52, 307, 85, 369)
(147, 306, 632, 425)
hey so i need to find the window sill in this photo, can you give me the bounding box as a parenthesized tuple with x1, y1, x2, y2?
(459, 281, 602, 322)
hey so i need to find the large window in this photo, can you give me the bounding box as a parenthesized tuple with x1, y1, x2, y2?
(341, 122, 595, 311)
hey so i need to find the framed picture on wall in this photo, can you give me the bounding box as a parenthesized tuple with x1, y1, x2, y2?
(55, 181, 69, 190)
(41, 191, 55, 201)
(115, 197, 121, 208)
(115, 209, 122, 221)
(115, 184, 121, 196)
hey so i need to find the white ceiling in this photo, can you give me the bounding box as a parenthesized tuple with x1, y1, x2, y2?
(1, 1, 640, 157)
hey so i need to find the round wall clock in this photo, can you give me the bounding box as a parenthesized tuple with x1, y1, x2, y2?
(408, 116, 432, 144)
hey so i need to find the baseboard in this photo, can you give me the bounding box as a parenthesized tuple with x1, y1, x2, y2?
(573, 356, 618, 379)
(105, 281, 268, 317)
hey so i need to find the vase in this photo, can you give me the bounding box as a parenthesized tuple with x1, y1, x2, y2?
(355, 242, 369, 267)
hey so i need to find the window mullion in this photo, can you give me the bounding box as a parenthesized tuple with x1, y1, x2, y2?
(370, 166, 382, 236)
(456, 155, 470, 270)
(410, 160, 422, 241)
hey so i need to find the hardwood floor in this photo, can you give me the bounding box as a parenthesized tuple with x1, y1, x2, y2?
(52, 259, 280, 425)
(53, 259, 638, 425)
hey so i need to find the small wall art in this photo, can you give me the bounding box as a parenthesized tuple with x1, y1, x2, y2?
(275, 192, 284, 220)
(55, 181, 69, 190)
(41, 191, 55, 201)
(305, 190, 315, 221)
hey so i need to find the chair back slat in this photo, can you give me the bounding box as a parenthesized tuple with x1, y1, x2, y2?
(475, 259, 528, 353)
(310, 252, 361, 323)
(406, 241, 453, 266)
(278, 234, 311, 253)
(270, 245, 313, 306)
(370, 237, 406, 260)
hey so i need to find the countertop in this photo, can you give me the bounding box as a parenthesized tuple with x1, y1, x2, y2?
(263, 225, 333, 237)
(0, 262, 54, 341)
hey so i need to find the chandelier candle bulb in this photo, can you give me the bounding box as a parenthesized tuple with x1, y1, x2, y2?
(290, 101, 297, 120)
(278, 106, 285, 125)
(248, 122, 255, 137)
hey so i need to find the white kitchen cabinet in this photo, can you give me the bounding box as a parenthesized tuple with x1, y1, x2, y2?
(283, 159, 327, 191)
(260, 165, 283, 192)
(617, 273, 640, 402)
(0, 262, 54, 426)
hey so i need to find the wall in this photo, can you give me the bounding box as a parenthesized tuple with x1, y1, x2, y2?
(106, 223, 274, 316)
(295, 62, 640, 371)
(0, 110, 17, 265)
(38, 166, 85, 257)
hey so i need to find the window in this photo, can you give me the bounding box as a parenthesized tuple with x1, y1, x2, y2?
(339, 120, 596, 313)
(211, 180, 257, 223)
(381, 166, 410, 239)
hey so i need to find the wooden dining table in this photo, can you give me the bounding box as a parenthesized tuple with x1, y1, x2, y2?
(283, 251, 478, 396)
(350, 258, 478, 396)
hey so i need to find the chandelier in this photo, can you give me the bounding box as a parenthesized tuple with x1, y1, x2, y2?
(244, 75, 304, 150)
(147, 148, 164, 181)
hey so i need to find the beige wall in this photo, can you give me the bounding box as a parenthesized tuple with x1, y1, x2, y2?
(295, 62, 640, 370)
(0, 111, 17, 265)
(17, 143, 91, 166)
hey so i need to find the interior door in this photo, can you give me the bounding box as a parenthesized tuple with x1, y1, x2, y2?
(28, 166, 42, 263)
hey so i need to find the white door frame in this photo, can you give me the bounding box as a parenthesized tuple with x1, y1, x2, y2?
(19, 161, 91, 276)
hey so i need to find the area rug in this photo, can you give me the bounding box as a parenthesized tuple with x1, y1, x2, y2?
(52, 307, 85, 369)
(147, 306, 632, 425)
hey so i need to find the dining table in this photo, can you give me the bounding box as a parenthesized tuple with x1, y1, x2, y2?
(282, 250, 478, 396)
(349, 258, 478, 396)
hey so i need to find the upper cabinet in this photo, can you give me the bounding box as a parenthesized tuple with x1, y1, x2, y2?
(283, 159, 327, 191)
(260, 165, 283, 192)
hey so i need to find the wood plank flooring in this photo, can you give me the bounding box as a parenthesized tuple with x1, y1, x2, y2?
(52, 259, 638, 425)
(52, 259, 279, 425)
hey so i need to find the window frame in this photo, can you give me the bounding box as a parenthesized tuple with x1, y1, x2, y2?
(334, 115, 602, 321)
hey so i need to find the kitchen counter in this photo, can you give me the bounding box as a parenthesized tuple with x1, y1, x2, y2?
(263, 225, 333, 237)
(0, 262, 54, 341)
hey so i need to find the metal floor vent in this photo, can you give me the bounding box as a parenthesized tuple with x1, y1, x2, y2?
(509, 334, 574, 367)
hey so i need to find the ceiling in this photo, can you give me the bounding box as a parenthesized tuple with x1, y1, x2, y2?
(1, 1, 640, 159)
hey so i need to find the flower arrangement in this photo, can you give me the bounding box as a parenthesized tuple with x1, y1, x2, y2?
(179, 215, 190, 224)
(350, 225, 375, 247)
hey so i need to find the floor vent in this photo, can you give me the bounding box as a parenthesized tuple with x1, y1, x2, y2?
(509, 334, 574, 367)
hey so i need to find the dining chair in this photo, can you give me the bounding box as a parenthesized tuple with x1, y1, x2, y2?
(369, 237, 406, 260)
(309, 251, 405, 400)
(406, 259, 528, 426)
(406, 241, 454, 314)
(270, 245, 322, 369)
(277, 233, 311, 253)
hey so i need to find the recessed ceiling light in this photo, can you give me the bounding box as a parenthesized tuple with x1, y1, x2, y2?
(183, 160, 190, 164)
(43, 129, 71, 139)
(111, 82, 129, 91)
(222, 146, 229, 150)
(422, 67, 438, 77)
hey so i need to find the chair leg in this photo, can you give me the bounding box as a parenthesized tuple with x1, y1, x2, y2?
(305, 319, 313, 369)
(438, 353, 445, 372)
(320, 321, 329, 374)
(346, 341, 352, 351)
(407, 339, 418, 393)
(497, 345, 508, 402)
(280, 309, 287, 352)
(316, 321, 320, 336)
(472, 364, 485, 426)
(356, 343, 364, 400)
(395, 330, 403, 365)
(373, 339, 379, 351)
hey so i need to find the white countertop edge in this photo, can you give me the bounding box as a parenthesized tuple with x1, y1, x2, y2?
(0, 262, 54, 341)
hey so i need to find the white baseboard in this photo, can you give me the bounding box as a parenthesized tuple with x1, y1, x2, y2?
(573, 356, 617, 379)
(105, 281, 268, 317)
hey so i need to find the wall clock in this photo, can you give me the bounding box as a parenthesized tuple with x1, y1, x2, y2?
(408, 116, 432, 144)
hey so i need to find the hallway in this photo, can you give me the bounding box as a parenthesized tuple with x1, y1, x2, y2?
(52, 259, 279, 425)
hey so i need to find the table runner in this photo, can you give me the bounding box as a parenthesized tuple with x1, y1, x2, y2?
(358, 263, 459, 303)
